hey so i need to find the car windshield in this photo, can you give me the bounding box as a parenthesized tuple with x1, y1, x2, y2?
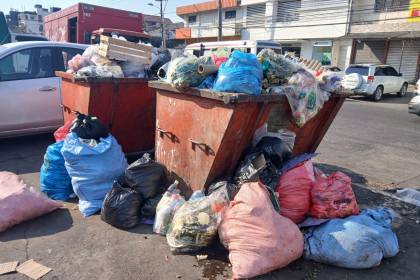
(345, 66, 369, 76)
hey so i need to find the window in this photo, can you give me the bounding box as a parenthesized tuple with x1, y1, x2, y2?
(0, 48, 54, 81)
(384, 66, 399, 76)
(188, 15, 197, 24)
(374, 0, 410, 12)
(375, 68, 386, 76)
(312, 46, 332, 66)
(345, 66, 369, 76)
(247, 4, 266, 25)
(225, 10, 236, 19)
(277, 0, 301, 23)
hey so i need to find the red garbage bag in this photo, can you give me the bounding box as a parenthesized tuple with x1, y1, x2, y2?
(219, 182, 303, 279)
(275, 161, 315, 224)
(211, 54, 228, 68)
(54, 120, 73, 142)
(309, 171, 359, 219)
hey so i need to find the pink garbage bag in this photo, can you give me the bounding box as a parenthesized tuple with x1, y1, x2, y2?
(219, 182, 304, 279)
(0, 171, 62, 232)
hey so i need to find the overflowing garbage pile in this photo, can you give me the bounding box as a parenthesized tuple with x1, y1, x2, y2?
(159, 48, 347, 127)
(66, 37, 171, 79)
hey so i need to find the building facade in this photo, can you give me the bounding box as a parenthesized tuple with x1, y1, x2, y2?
(7, 5, 60, 34)
(143, 14, 183, 40)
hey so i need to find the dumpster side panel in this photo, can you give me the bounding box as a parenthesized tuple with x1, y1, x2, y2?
(111, 81, 156, 153)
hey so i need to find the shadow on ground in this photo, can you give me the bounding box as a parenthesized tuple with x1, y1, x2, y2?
(348, 92, 415, 105)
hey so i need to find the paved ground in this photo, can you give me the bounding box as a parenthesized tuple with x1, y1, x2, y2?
(317, 91, 420, 190)
(1, 92, 420, 279)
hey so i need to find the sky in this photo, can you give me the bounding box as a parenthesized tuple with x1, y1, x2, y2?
(0, 0, 200, 22)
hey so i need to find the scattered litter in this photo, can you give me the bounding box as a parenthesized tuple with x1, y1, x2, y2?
(0, 172, 62, 232)
(219, 182, 303, 279)
(304, 208, 399, 269)
(16, 259, 52, 280)
(196, 255, 208, 261)
(310, 170, 359, 219)
(0, 261, 19, 275)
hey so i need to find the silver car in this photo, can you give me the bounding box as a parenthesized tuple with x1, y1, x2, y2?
(0, 41, 87, 138)
(408, 95, 420, 116)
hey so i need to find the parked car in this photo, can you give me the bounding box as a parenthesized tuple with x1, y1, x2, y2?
(0, 41, 87, 138)
(345, 64, 408, 101)
(408, 80, 420, 116)
(414, 79, 420, 95)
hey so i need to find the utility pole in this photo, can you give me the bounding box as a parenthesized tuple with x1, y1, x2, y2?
(217, 0, 222, 41)
(159, 0, 166, 47)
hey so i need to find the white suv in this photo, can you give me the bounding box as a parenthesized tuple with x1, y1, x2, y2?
(345, 64, 408, 101)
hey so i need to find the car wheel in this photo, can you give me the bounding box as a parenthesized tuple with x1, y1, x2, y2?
(398, 83, 408, 97)
(371, 86, 383, 101)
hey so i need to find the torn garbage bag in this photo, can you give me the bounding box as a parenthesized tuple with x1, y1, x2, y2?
(310, 170, 359, 219)
(304, 208, 399, 269)
(153, 181, 185, 235)
(62, 133, 128, 217)
(101, 178, 143, 229)
(40, 141, 73, 201)
(213, 50, 263, 95)
(125, 153, 168, 199)
(219, 182, 303, 279)
(166, 188, 229, 253)
(71, 112, 109, 142)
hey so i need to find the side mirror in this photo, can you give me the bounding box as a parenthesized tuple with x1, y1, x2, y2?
(398, 73, 403, 77)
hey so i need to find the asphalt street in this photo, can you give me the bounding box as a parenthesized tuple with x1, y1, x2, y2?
(316, 92, 420, 189)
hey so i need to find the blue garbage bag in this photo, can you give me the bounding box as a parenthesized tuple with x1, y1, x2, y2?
(304, 208, 399, 269)
(213, 51, 263, 95)
(62, 133, 128, 217)
(40, 141, 73, 201)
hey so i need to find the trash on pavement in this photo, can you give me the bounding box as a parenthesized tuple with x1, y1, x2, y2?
(61, 133, 127, 217)
(141, 193, 163, 218)
(310, 170, 359, 219)
(124, 153, 168, 199)
(0, 261, 19, 275)
(70, 112, 109, 142)
(303, 208, 399, 269)
(213, 50, 263, 95)
(218, 182, 304, 279)
(0, 171, 62, 232)
(394, 188, 420, 207)
(53, 120, 72, 142)
(101, 178, 143, 229)
(16, 259, 52, 280)
(153, 180, 186, 235)
(269, 68, 330, 127)
(40, 141, 73, 201)
(166, 188, 229, 253)
(275, 160, 315, 224)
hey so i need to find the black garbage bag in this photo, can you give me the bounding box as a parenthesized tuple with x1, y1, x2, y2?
(101, 179, 143, 229)
(141, 194, 163, 218)
(71, 112, 109, 141)
(125, 153, 168, 199)
(234, 152, 267, 185)
(151, 48, 171, 74)
(206, 180, 240, 201)
(255, 136, 292, 168)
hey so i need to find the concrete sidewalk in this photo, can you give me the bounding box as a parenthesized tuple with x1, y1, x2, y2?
(0, 134, 419, 280)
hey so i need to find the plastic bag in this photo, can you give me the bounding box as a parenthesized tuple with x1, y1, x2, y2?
(213, 50, 263, 95)
(125, 154, 167, 199)
(318, 72, 342, 92)
(304, 208, 399, 269)
(166, 188, 229, 253)
(275, 161, 315, 224)
(70, 112, 109, 142)
(62, 133, 128, 217)
(76, 65, 123, 78)
(255, 136, 292, 168)
(219, 182, 304, 279)
(54, 121, 73, 142)
(206, 180, 239, 201)
(141, 194, 163, 218)
(394, 188, 420, 207)
(310, 171, 359, 219)
(101, 179, 143, 229)
(165, 56, 212, 89)
(40, 141, 73, 201)
(153, 181, 186, 235)
(120, 61, 146, 78)
(67, 54, 91, 73)
(0, 172, 62, 232)
(150, 48, 171, 74)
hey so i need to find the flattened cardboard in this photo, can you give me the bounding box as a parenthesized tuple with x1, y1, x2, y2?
(0, 261, 19, 275)
(16, 259, 51, 280)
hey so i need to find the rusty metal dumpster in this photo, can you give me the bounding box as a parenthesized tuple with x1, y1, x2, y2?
(149, 81, 347, 193)
(56, 71, 156, 154)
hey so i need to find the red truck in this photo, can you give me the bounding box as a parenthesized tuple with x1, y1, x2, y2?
(44, 3, 145, 44)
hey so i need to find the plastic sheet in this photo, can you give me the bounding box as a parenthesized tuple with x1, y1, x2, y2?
(213, 51, 263, 95)
(40, 141, 73, 201)
(120, 61, 146, 78)
(219, 182, 304, 279)
(166, 188, 229, 253)
(310, 170, 359, 219)
(76, 65, 124, 78)
(153, 181, 185, 235)
(304, 208, 399, 269)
